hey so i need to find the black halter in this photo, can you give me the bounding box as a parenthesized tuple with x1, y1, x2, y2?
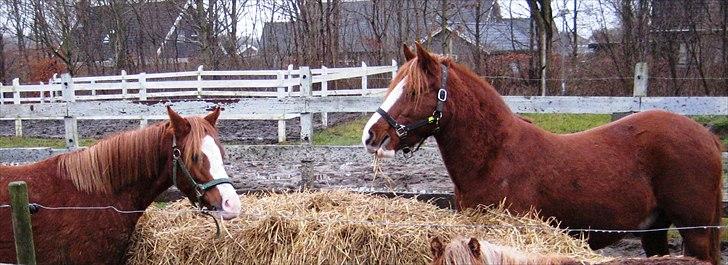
(376, 64, 449, 155)
(171, 135, 232, 210)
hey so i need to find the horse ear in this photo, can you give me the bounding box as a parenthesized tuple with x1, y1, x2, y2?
(403, 43, 415, 61)
(414, 42, 437, 75)
(167, 106, 191, 137)
(430, 236, 444, 258)
(467, 238, 481, 258)
(204, 106, 221, 126)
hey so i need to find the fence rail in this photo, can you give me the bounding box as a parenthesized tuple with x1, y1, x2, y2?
(0, 62, 726, 148)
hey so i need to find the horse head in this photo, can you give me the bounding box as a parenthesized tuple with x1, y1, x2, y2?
(362, 43, 451, 158)
(165, 106, 241, 220)
(429, 236, 485, 265)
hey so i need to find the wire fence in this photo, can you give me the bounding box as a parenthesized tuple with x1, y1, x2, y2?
(1, 202, 725, 234)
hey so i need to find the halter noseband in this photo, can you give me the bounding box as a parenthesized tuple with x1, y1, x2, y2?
(376, 64, 449, 155)
(171, 135, 232, 210)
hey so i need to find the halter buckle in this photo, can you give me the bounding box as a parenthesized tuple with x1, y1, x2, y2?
(437, 88, 447, 101)
(172, 148, 182, 159)
(395, 125, 408, 137)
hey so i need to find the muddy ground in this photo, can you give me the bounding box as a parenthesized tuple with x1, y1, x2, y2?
(2, 114, 727, 262)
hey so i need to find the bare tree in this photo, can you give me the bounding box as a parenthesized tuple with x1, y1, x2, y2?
(456, 0, 497, 73)
(526, 0, 554, 96)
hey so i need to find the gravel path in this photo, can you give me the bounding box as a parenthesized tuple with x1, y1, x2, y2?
(0, 113, 364, 143)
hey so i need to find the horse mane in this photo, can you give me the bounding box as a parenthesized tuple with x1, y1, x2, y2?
(391, 53, 511, 114)
(440, 237, 576, 265)
(57, 116, 214, 194)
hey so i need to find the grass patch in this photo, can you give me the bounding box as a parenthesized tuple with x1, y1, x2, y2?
(0, 136, 96, 148)
(313, 116, 370, 145)
(520, 114, 611, 134)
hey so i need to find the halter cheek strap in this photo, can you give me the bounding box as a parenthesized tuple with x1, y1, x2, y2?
(171, 135, 232, 209)
(376, 64, 449, 154)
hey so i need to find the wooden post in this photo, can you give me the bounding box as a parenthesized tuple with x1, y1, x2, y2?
(8, 181, 37, 265)
(138, 72, 147, 100)
(391, 59, 398, 81)
(47, 78, 55, 102)
(12, 78, 20, 104)
(13, 79, 22, 137)
(299, 66, 313, 144)
(276, 71, 287, 143)
(197, 65, 204, 99)
(320, 65, 329, 128)
(120, 70, 127, 99)
(61, 74, 79, 149)
(361, 62, 368, 92)
(0, 82, 4, 105)
(90, 80, 96, 96)
(139, 119, 148, 128)
(298, 159, 314, 190)
(286, 64, 294, 96)
(15, 118, 22, 137)
(39, 82, 45, 102)
(633, 62, 648, 97)
(61, 74, 76, 102)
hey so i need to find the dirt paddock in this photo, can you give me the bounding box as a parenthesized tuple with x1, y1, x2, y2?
(1, 115, 727, 262)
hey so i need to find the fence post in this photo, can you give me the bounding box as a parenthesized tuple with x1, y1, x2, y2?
(197, 65, 204, 99)
(276, 70, 287, 143)
(12, 78, 20, 104)
(299, 66, 313, 144)
(121, 70, 127, 99)
(9, 181, 37, 265)
(39, 82, 44, 102)
(633, 62, 648, 114)
(0, 82, 4, 105)
(15, 118, 22, 137)
(361, 62, 368, 93)
(12, 79, 22, 137)
(298, 159, 314, 190)
(320, 65, 329, 128)
(633, 62, 648, 97)
(90, 80, 96, 96)
(61, 74, 79, 149)
(48, 78, 55, 102)
(138, 72, 147, 100)
(287, 64, 294, 96)
(391, 59, 398, 81)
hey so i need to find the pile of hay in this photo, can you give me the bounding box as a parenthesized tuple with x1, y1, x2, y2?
(127, 191, 608, 264)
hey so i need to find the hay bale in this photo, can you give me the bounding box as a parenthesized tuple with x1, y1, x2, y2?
(126, 191, 608, 264)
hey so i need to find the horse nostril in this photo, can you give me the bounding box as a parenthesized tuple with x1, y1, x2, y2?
(365, 130, 375, 145)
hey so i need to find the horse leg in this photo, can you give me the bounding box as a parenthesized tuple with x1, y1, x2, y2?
(639, 212, 671, 257)
(679, 229, 716, 264)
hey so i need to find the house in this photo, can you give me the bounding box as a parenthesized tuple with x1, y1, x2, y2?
(259, 0, 523, 68)
(74, 0, 199, 69)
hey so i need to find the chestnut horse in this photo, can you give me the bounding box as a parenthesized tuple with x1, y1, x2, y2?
(363, 43, 724, 264)
(429, 236, 710, 265)
(0, 106, 242, 264)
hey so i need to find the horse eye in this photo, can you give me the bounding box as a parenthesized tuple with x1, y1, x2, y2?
(192, 154, 199, 163)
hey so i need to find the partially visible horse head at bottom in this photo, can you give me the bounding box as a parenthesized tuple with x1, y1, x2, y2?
(428, 236, 710, 265)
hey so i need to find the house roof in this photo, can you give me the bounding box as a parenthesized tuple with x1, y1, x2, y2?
(260, 0, 530, 53)
(424, 18, 533, 53)
(75, 0, 199, 60)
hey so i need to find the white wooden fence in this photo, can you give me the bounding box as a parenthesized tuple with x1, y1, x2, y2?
(0, 61, 398, 146)
(0, 62, 726, 149)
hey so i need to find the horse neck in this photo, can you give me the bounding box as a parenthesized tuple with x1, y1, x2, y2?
(433, 74, 521, 191)
(56, 124, 174, 211)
